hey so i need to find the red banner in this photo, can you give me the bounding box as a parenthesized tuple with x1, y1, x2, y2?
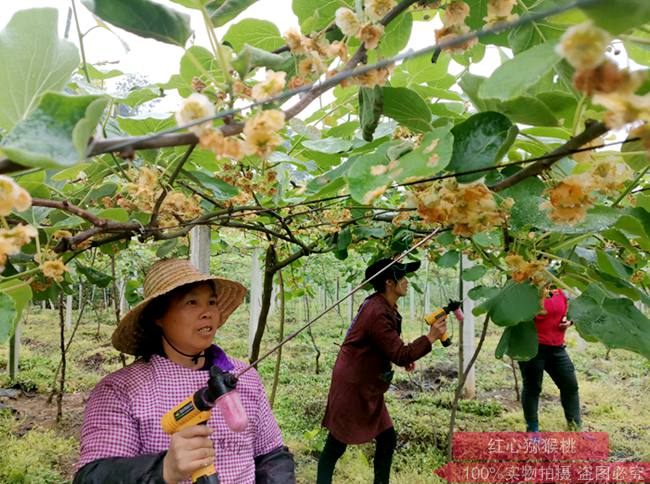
(434, 461, 650, 483)
(452, 432, 609, 461)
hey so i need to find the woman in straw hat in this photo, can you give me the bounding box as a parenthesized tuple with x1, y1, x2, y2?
(73, 258, 295, 484)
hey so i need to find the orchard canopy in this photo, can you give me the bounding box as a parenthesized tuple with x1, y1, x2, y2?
(1, 0, 650, 362)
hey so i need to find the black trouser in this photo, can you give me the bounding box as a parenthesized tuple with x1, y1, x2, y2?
(518, 344, 581, 431)
(317, 427, 397, 484)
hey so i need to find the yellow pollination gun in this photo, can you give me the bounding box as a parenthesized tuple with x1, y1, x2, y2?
(424, 300, 463, 347)
(161, 365, 248, 484)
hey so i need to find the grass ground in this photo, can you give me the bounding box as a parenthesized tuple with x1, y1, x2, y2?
(0, 301, 649, 483)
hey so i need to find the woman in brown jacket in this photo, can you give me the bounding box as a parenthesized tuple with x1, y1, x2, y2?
(317, 258, 448, 484)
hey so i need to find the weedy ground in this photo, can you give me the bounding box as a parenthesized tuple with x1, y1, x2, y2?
(0, 303, 648, 483)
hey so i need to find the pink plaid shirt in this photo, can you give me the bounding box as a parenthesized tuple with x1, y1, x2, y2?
(77, 354, 283, 483)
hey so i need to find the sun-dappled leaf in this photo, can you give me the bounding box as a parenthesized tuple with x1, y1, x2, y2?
(81, 0, 191, 46)
(0, 9, 79, 131)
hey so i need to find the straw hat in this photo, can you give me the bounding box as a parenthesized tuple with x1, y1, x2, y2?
(112, 258, 247, 355)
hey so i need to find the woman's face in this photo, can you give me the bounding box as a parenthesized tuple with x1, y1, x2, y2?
(156, 282, 221, 355)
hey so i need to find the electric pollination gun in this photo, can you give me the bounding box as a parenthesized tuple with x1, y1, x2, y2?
(424, 300, 464, 347)
(161, 365, 249, 484)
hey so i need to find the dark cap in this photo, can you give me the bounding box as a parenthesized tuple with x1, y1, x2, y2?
(365, 258, 421, 286)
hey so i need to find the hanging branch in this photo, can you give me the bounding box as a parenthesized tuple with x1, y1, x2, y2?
(149, 143, 197, 229)
(269, 268, 286, 409)
(489, 120, 609, 192)
(56, 292, 66, 423)
(447, 314, 490, 460)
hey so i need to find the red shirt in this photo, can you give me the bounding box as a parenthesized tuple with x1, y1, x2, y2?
(534, 289, 568, 346)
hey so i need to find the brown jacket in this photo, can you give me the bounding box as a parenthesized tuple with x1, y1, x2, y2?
(322, 292, 432, 444)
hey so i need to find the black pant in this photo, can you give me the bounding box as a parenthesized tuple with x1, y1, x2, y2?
(316, 427, 397, 484)
(518, 344, 581, 430)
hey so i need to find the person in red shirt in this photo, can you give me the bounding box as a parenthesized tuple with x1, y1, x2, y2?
(317, 258, 448, 484)
(518, 287, 581, 432)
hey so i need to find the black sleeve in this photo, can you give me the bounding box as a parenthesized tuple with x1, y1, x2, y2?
(72, 452, 167, 484)
(254, 445, 296, 484)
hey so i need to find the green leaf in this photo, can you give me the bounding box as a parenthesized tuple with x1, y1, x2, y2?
(1, 93, 109, 169)
(397, 53, 450, 87)
(569, 286, 650, 359)
(118, 114, 175, 136)
(337, 228, 352, 251)
(438, 250, 460, 268)
(96, 208, 130, 223)
(495, 321, 539, 361)
(0, 8, 79, 131)
(81, 0, 192, 47)
(596, 250, 633, 279)
(169, 0, 211, 9)
(462, 265, 487, 281)
(0, 291, 17, 344)
(478, 281, 541, 327)
(179, 46, 224, 95)
(125, 279, 143, 305)
(581, 0, 650, 35)
(346, 127, 453, 202)
(302, 137, 353, 154)
(499, 174, 547, 231)
(0, 281, 32, 344)
(447, 112, 517, 183)
(119, 86, 162, 108)
(397, 126, 454, 176)
(382, 87, 432, 133)
(157, 239, 178, 258)
(224, 18, 284, 52)
(479, 43, 561, 101)
(304, 156, 356, 198)
(379, 12, 412, 57)
(359, 86, 383, 142)
(189, 170, 240, 200)
(208, 0, 260, 27)
(86, 64, 124, 80)
(81, 0, 191, 46)
(292, 0, 353, 32)
(76, 263, 113, 288)
(231, 45, 292, 79)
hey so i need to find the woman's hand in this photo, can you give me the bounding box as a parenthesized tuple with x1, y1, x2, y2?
(427, 317, 448, 344)
(559, 316, 572, 331)
(163, 425, 215, 484)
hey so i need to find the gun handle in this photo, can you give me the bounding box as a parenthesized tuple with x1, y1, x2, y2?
(439, 333, 452, 347)
(192, 464, 219, 483)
